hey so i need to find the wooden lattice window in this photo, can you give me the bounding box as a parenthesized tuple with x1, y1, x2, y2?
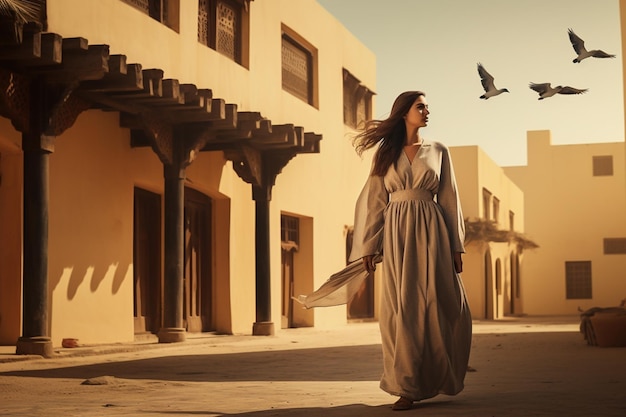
(281, 24, 318, 107)
(198, 0, 249, 66)
(343, 69, 373, 129)
(565, 261, 592, 299)
(121, 0, 179, 31)
(282, 36, 310, 103)
(593, 155, 613, 176)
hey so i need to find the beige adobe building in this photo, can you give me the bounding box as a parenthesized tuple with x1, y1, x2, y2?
(0, 0, 376, 354)
(451, 146, 526, 320)
(503, 131, 626, 315)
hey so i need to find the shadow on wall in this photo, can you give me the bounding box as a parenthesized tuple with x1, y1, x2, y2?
(54, 262, 130, 300)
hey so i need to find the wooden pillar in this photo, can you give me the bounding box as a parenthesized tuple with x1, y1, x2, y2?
(158, 163, 186, 343)
(252, 184, 274, 336)
(225, 131, 321, 337)
(16, 132, 54, 357)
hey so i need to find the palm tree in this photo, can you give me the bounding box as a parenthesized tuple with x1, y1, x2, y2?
(464, 217, 538, 251)
(0, 0, 41, 23)
(0, 0, 43, 43)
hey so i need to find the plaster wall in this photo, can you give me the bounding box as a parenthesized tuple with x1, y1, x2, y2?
(504, 130, 626, 315)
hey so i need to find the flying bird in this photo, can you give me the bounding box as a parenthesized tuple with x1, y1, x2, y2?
(568, 29, 615, 63)
(477, 63, 509, 99)
(529, 82, 588, 100)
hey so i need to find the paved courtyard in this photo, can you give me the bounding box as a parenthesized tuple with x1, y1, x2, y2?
(0, 316, 624, 416)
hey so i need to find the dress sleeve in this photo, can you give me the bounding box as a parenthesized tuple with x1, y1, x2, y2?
(437, 145, 466, 253)
(348, 172, 388, 263)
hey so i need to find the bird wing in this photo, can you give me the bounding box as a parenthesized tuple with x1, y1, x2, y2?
(590, 50, 616, 59)
(558, 86, 588, 95)
(529, 82, 549, 94)
(477, 63, 496, 91)
(568, 29, 586, 54)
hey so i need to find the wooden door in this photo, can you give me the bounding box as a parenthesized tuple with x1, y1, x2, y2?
(184, 188, 213, 333)
(281, 248, 295, 328)
(133, 188, 161, 334)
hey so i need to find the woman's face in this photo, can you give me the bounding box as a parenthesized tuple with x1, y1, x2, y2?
(403, 95, 429, 129)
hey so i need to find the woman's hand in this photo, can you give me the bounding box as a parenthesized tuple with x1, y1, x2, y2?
(454, 252, 463, 273)
(362, 255, 376, 273)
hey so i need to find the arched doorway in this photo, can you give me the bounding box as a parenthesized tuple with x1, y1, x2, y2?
(495, 259, 502, 319)
(510, 253, 521, 315)
(484, 251, 494, 319)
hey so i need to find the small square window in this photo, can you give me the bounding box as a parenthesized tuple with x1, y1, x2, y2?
(565, 261, 592, 299)
(603, 238, 626, 254)
(593, 155, 613, 176)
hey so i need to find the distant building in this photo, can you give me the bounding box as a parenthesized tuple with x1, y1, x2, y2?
(450, 146, 526, 319)
(504, 130, 626, 314)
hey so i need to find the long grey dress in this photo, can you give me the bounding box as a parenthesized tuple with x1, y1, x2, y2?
(298, 139, 471, 401)
(368, 140, 472, 401)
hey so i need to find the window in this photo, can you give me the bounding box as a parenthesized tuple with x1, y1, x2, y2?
(565, 261, 592, 299)
(281, 24, 318, 107)
(122, 0, 180, 31)
(198, 0, 250, 67)
(482, 188, 492, 220)
(492, 197, 500, 224)
(343, 69, 373, 129)
(281, 215, 300, 247)
(603, 238, 626, 254)
(593, 155, 613, 176)
(509, 211, 515, 231)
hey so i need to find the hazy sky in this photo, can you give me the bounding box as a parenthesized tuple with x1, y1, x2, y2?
(317, 0, 624, 166)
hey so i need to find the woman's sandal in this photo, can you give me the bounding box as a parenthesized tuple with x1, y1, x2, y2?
(392, 396, 413, 411)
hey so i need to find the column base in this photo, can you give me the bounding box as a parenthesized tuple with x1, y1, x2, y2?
(157, 327, 186, 343)
(253, 321, 275, 336)
(16, 336, 53, 358)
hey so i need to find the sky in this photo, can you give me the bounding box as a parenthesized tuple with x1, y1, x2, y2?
(316, 0, 624, 167)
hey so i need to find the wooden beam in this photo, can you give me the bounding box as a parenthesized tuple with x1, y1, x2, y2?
(35, 33, 62, 66)
(30, 43, 110, 82)
(78, 62, 143, 94)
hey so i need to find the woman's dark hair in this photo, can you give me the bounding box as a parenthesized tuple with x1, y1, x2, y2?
(353, 91, 425, 176)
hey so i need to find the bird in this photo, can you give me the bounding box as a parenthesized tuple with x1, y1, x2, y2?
(477, 63, 509, 99)
(568, 29, 615, 63)
(529, 82, 588, 100)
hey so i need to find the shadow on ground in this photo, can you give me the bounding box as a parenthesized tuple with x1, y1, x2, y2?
(139, 399, 464, 416)
(1, 344, 383, 383)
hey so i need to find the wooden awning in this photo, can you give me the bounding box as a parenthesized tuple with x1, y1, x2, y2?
(0, 20, 321, 162)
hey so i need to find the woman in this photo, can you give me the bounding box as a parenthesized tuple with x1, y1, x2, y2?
(353, 91, 472, 410)
(297, 91, 471, 411)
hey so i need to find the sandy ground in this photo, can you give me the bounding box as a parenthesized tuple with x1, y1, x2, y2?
(0, 316, 624, 417)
